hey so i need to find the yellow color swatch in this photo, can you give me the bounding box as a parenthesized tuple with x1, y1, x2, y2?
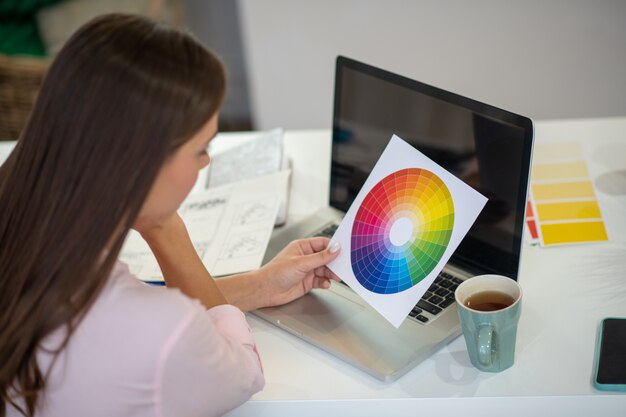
(540, 221, 608, 245)
(535, 201, 602, 221)
(533, 142, 582, 163)
(531, 161, 589, 181)
(532, 181, 595, 200)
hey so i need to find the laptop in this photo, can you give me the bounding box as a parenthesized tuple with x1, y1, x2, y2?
(254, 56, 534, 381)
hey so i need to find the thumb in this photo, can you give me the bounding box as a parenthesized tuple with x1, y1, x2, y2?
(300, 242, 341, 271)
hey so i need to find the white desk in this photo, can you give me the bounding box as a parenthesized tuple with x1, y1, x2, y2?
(225, 118, 626, 416)
(2, 120, 624, 416)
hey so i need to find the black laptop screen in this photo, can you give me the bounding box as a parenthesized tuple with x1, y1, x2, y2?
(331, 56, 533, 279)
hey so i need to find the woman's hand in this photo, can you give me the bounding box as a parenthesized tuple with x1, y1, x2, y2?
(132, 211, 182, 240)
(256, 237, 341, 308)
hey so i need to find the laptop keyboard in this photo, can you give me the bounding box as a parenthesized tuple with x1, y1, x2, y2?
(411, 271, 462, 323)
(314, 223, 462, 324)
(316, 223, 339, 238)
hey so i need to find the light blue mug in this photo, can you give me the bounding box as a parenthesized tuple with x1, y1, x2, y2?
(455, 274, 522, 372)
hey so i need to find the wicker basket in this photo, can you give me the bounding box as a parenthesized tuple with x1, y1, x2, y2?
(0, 54, 50, 140)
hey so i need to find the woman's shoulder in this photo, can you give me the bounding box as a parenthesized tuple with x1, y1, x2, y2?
(34, 267, 224, 415)
(43, 260, 208, 363)
(42, 261, 208, 380)
(97, 260, 205, 333)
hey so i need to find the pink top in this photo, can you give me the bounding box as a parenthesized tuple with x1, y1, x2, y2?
(8, 261, 264, 417)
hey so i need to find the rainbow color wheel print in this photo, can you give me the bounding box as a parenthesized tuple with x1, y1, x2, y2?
(351, 168, 454, 294)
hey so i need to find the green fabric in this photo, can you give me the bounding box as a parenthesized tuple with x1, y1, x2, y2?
(0, 20, 45, 56)
(0, 0, 65, 56)
(0, 0, 63, 16)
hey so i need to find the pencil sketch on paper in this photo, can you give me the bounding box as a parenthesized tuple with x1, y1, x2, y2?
(205, 128, 283, 189)
(185, 196, 228, 212)
(233, 197, 277, 225)
(192, 241, 212, 260)
(119, 171, 289, 281)
(220, 230, 268, 260)
(202, 128, 290, 226)
(119, 191, 231, 281)
(181, 193, 229, 259)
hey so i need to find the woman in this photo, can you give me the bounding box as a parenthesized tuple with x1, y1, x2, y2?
(0, 14, 340, 417)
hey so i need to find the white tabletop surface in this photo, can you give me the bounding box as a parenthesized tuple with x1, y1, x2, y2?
(2, 118, 625, 416)
(222, 118, 626, 416)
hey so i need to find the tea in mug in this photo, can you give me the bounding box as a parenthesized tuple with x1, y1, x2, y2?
(464, 291, 516, 312)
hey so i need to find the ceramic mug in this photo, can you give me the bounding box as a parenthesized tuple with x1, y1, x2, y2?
(455, 274, 522, 372)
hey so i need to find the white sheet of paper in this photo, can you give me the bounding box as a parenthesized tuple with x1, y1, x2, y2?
(0, 141, 15, 165)
(196, 128, 290, 225)
(327, 135, 487, 327)
(120, 170, 289, 281)
(205, 128, 283, 188)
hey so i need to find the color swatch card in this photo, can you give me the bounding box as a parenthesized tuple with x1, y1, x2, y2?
(327, 135, 487, 327)
(529, 141, 608, 246)
(524, 200, 540, 245)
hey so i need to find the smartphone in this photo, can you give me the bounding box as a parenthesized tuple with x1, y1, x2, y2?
(593, 317, 626, 391)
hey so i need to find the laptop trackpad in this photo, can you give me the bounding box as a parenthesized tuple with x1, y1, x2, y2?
(259, 288, 365, 334)
(255, 287, 458, 380)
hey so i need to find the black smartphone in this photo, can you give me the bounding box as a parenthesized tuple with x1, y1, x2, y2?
(593, 317, 626, 391)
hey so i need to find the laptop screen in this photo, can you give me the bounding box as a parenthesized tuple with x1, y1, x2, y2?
(331, 56, 533, 279)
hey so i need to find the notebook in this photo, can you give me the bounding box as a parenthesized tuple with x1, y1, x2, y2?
(254, 56, 534, 381)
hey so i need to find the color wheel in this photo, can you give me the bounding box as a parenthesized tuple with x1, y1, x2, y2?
(351, 168, 454, 294)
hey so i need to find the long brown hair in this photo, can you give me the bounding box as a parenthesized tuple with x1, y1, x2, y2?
(0, 14, 225, 416)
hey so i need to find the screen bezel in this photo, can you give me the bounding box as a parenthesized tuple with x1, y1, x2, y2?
(331, 55, 534, 280)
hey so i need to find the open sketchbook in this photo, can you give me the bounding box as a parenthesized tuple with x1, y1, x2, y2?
(121, 127, 292, 281)
(120, 170, 290, 282)
(204, 128, 290, 225)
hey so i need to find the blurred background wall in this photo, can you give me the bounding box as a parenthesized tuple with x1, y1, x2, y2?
(233, 0, 626, 130)
(3, 0, 626, 137)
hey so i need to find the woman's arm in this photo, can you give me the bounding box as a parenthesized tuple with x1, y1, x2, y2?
(139, 213, 229, 309)
(139, 214, 341, 311)
(216, 237, 341, 311)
